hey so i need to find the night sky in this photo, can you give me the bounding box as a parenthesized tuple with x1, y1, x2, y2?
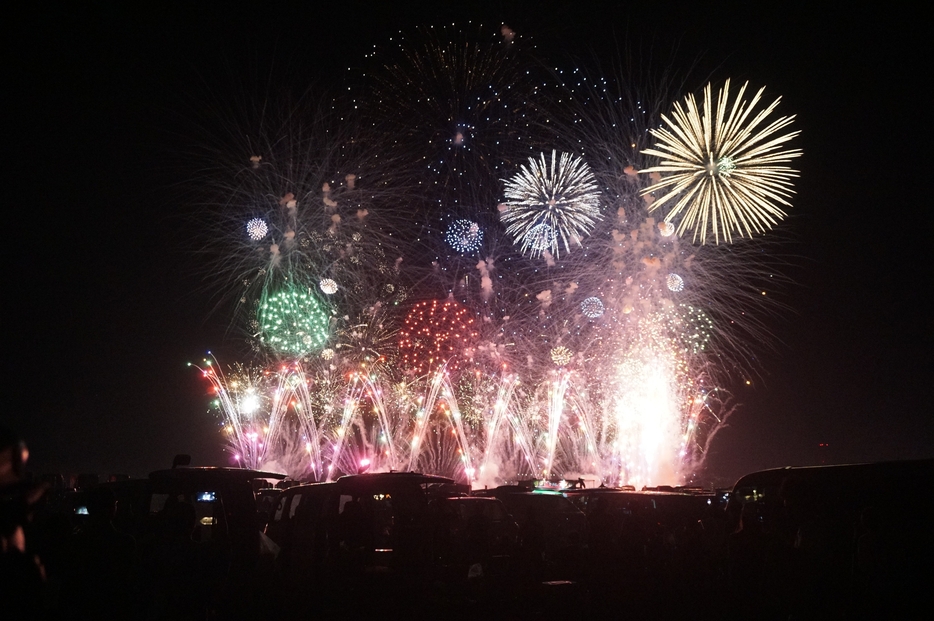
(6, 2, 931, 486)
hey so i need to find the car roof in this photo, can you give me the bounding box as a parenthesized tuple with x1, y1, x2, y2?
(149, 467, 287, 483)
(334, 472, 455, 486)
(436, 495, 501, 502)
(277, 472, 458, 494)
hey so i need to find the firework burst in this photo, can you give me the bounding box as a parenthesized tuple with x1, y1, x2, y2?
(398, 299, 479, 377)
(256, 283, 331, 356)
(359, 24, 548, 207)
(189, 36, 799, 488)
(500, 150, 602, 258)
(182, 71, 414, 360)
(640, 79, 801, 244)
(445, 218, 484, 254)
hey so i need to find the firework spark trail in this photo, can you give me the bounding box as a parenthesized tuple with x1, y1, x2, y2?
(190, 356, 272, 469)
(279, 364, 327, 477)
(542, 370, 571, 478)
(325, 375, 370, 481)
(436, 379, 477, 480)
(477, 374, 523, 484)
(405, 368, 449, 473)
(354, 373, 401, 470)
(351, 24, 562, 313)
(358, 24, 549, 204)
(187, 81, 414, 365)
(561, 388, 603, 480)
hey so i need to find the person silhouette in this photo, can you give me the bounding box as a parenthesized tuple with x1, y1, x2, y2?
(1, 424, 46, 616)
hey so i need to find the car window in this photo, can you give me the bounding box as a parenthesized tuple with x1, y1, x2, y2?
(289, 493, 303, 519)
(149, 493, 169, 513)
(193, 491, 225, 541)
(484, 501, 508, 520)
(146, 491, 227, 542)
(273, 494, 288, 522)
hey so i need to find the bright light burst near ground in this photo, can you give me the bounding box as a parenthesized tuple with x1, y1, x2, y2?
(500, 150, 602, 258)
(640, 79, 801, 245)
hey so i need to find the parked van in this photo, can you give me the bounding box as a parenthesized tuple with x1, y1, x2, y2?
(266, 473, 463, 578)
(725, 459, 934, 618)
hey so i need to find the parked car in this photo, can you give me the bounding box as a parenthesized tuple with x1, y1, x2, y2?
(425, 496, 518, 574)
(255, 487, 282, 528)
(473, 487, 588, 581)
(265, 472, 468, 614)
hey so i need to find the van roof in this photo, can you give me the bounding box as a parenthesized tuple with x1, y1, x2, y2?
(731, 458, 934, 490)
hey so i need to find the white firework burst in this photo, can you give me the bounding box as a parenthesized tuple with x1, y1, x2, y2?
(667, 273, 685, 292)
(445, 219, 484, 254)
(319, 278, 338, 295)
(580, 296, 605, 318)
(500, 150, 602, 258)
(640, 79, 801, 245)
(527, 223, 557, 252)
(246, 218, 268, 241)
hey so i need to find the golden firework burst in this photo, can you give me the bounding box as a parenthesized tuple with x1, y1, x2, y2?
(640, 79, 801, 244)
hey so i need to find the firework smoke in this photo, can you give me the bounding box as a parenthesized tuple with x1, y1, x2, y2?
(190, 26, 799, 487)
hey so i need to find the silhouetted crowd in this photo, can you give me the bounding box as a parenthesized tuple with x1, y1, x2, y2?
(2, 424, 931, 620)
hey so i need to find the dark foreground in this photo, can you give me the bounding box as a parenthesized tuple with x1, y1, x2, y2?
(3, 459, 932, 620)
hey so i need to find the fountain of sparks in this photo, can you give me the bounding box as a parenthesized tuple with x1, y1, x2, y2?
(195, 349, 718, 489)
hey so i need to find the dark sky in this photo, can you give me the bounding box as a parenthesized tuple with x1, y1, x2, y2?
(5, 2, 931, 485)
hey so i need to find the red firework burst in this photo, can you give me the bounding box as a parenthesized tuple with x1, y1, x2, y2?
(398, 299, 479, 376)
